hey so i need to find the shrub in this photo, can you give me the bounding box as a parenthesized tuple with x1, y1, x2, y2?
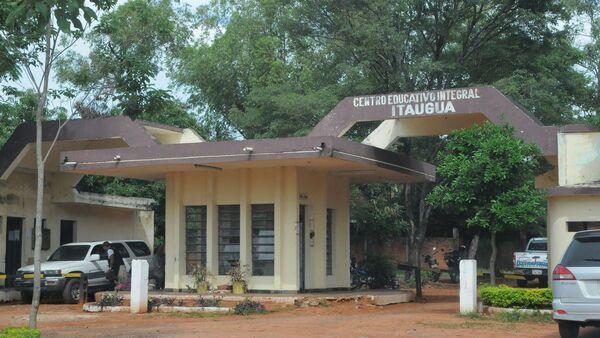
(0, 327, 40, 338)
(479, 285, 552, 309)
(197, 296, 222, 307)
(148, 297, 176, 311)
(361, 255, 397, 289)
(234, 299, 266, 315)
(97, 293, 123, 308)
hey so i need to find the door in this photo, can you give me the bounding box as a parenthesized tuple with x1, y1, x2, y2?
(298, 205, 306, 292)
(60, 220, 75, 245)
(5, 217, 23, 280)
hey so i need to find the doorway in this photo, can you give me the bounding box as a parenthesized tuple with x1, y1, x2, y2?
(5, 217, 23, 279)
(60, 220, 75, 245)
(298, 205, 306, 292)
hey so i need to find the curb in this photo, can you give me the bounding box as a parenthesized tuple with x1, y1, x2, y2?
(83, 302, 231, 313)
(485, 306, 552, 315)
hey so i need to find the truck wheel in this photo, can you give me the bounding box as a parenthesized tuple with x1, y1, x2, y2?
(558, 321, 579, 338)
(517, 279, 528, 287)
(62, 279, 80, 304)
(20, 291, 32, 304)
(539, 277, 548, 288)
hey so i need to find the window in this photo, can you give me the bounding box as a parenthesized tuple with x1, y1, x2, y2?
(567, 221, 600, 232)
(91, 245, 108, 260)
(252, 204, 274, 276)
(111, 243, 130, 258)
(60, 220, 75, 245)
(326, 209, 334, 276)
(185, 206, 207, 274)
(218, 205, 240, 275)
(31, 219, 50, 251)
(562, 237, 600, 267)
(49, 245, 90, 261)
(126, 241, 151, 257)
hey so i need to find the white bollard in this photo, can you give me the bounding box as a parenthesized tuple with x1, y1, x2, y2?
(130, 260, 149, 313)
(459, 259, 477, 314)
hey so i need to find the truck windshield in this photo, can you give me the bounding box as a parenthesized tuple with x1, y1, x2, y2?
(562, 237, 600, 267)
(528, 241, 547, 251)
(48, 245, 90, 261)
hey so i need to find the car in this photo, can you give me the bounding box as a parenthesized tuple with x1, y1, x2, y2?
(14, 240, 152, 304)
(513, 237, 548, 287)
(552, 230, 600, 338)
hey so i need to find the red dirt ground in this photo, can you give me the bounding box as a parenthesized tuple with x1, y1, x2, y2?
(1, 287, 598, 337)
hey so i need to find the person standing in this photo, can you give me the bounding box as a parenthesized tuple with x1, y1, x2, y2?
(102, 241, 124, 287)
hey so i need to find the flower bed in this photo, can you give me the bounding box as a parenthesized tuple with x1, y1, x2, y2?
(479, 284, 552, 309)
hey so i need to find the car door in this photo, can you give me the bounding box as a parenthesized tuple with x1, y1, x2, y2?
(111, 242, 132, 272)
(88, 244, 109, 287)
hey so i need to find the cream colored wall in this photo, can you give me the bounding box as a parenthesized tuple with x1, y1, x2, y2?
(164, 166, 350, 291)
(0, 171, 154, 272)
(557, 132, 600, 186)
(546, 195, 600, 274)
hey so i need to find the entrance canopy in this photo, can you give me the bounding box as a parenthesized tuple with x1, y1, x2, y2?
(59, 135, 435, 183)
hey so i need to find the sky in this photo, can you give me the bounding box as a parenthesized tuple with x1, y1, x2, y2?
(3, 0, 210, 105)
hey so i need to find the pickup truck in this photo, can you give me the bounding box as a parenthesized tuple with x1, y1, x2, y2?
(512, 237, 548, 287)
(14, 240, 152, 303)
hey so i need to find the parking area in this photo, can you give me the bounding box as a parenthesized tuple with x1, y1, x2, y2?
(1, 286, 595, 337)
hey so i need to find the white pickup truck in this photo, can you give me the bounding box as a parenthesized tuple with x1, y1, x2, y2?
(14, 240, 153, 303)
(512, 237, 548, 287)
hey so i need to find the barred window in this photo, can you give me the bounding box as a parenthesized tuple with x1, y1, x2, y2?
(186, 206, 207, 274)
(218, 205, 240, 275)
(252, 204, 274, 276)
(326, 209, 334, 276)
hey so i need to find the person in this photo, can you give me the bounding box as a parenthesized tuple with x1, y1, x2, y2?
(102, 241, 124, 288)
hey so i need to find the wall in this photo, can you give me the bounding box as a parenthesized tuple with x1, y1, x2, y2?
(547, 195, 600, 273)
(0, 171, 154, 272)
(164, 166, 351, 291)
(557, 132, 600, 186)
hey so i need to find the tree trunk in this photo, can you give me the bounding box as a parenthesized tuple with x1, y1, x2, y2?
(489, 231, 497, 286)
(404, 183, 433, 276)
(468, 233, 480, 259)
(29, 21, 52, 329)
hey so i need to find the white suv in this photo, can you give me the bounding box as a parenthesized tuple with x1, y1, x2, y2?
(14, 240, 152, 303)
(552, 230, 600, 338)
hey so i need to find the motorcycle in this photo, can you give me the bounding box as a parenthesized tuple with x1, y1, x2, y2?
(424, 247, 441, 282)
(444, 245, 466, 283)
(350, 258, 371, 289)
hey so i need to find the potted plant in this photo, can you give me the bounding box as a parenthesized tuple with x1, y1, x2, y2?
(191, 264, 211, 294)
(227, 262, 249, 294)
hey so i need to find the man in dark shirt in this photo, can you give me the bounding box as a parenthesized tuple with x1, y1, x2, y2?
(102, 241, 124, 286)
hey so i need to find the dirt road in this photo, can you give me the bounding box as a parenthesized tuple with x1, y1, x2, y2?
(0, 287, 597, 337)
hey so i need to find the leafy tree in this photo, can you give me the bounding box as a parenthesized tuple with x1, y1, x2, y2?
(1, 0, 116, 327)
(427, 122, 546, 285)
(0, 88, 37, 146)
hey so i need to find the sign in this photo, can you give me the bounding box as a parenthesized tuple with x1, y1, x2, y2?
(352, 88, 481, 117)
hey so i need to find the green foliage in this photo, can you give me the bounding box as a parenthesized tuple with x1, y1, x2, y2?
(196, 296, 222, 307)
(361, 255, 397, 289)
(97, 293, 124, 308)
(479, 285, 552, 309)
(350, 184, 406, 243)
(233, 299, 266, 315)
(0, 327, 40, 338)
(427, 122, 546, 233)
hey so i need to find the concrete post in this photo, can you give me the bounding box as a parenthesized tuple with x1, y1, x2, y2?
(131, 260, 149, 313)
(459, 259, 477, 314)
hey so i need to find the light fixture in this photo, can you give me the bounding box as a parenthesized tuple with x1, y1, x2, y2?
(113, 155, 121, 161)
(243, 147, 254, 153)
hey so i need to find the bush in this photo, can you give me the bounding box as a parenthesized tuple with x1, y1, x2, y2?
(197, 296, 221, 307)
(361, 255, 397, 289)
(0, 327, 40, 338)
(97, 293, 123, 308)
(148, 297, 176, 311)
(479, 285, 552, 309)
(234, 299, 266, 315)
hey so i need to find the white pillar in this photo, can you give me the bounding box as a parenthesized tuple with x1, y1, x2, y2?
(459, 259, 477, 314)
(131, 259, 149, 313)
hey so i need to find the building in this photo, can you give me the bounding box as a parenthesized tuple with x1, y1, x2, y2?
(0, 117, 203, 279)
(54, 86, 592, 291)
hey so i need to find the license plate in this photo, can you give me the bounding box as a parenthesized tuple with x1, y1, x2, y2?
(532, 270, 542, 275)
(23, 274, 44, 279)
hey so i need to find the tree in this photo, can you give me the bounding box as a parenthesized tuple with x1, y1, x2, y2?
(427, 122, 546, 285)
(1, 0, 115, 327)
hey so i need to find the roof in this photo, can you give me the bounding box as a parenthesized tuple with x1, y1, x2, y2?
(59, 136, 436, 183)
(547, 185, 600, 197)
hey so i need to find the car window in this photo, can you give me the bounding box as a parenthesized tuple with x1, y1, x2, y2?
(112, 243, 130, 258)
(91, 245, 108, 260)
(48, 245, 90, 261)
(528, 240, 547, 251)
(562, 237, 600, 267)
(126, 241, 151, 257)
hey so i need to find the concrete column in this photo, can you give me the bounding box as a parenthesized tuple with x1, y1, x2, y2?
(273, 167, 283, 289)
(165, 172, 182, 289)
(239, 169, 250, 269)
(206, 172, 218, 276)
(459, 259, 477, 313)
(131, 259, 149, 313)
